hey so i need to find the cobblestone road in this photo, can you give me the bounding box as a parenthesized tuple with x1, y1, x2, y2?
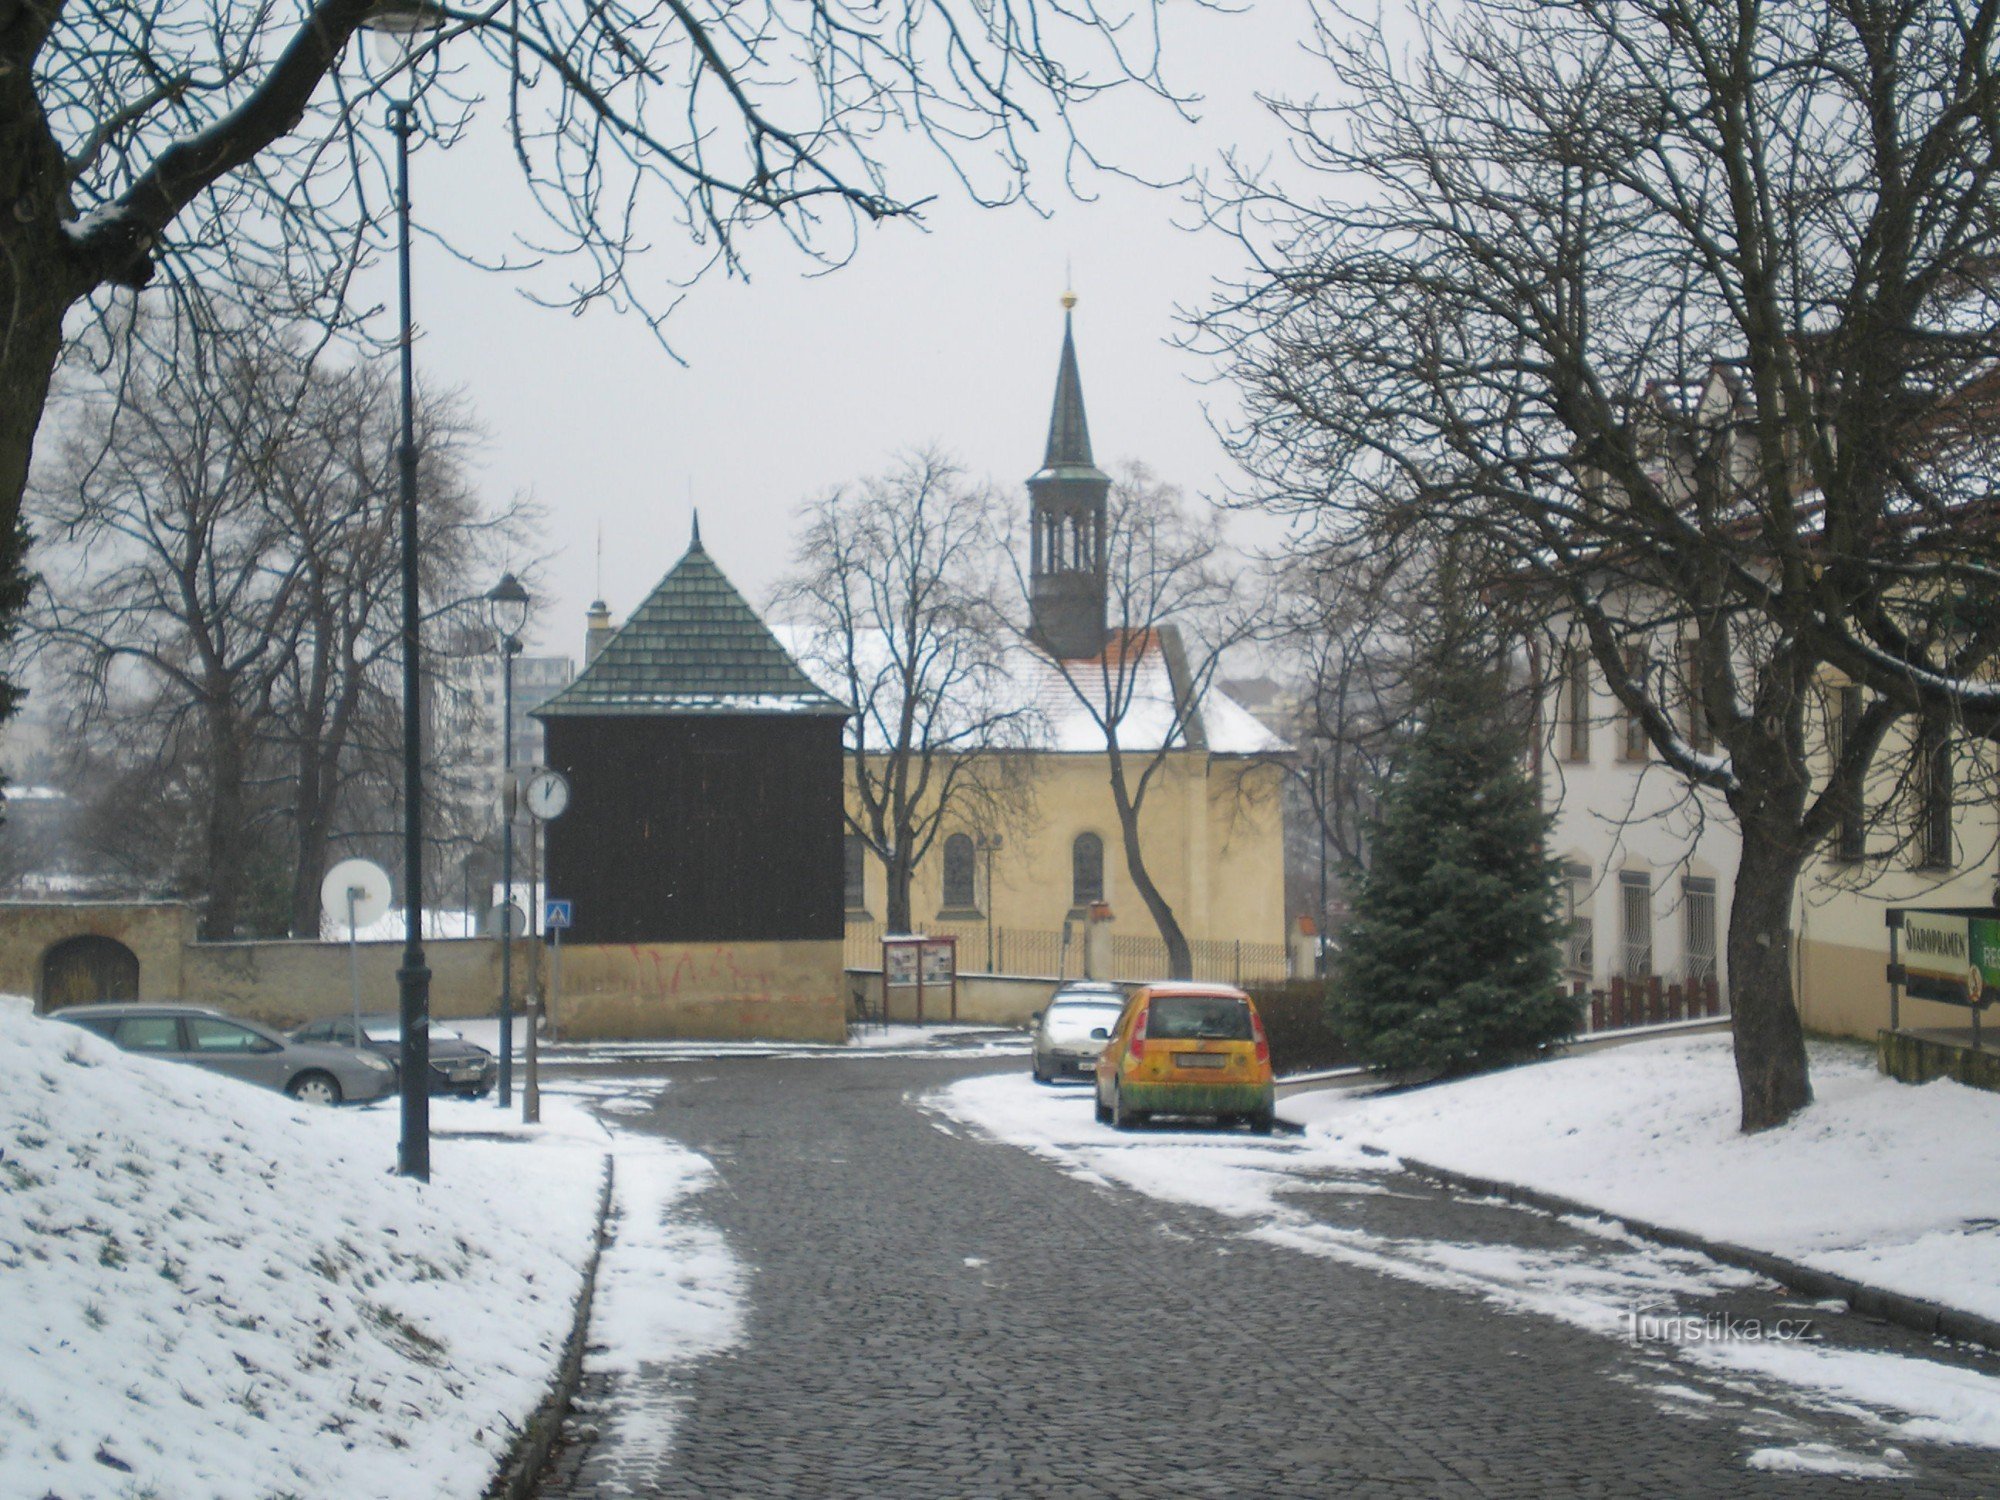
(536, 1054, 2000, 1498)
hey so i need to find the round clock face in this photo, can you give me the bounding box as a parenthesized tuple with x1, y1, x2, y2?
(524, 769, 570, 820)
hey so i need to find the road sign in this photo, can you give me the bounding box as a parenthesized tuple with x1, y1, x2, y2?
(544, 899, 573, 931)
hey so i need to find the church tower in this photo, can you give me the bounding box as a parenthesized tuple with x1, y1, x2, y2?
(1028, 295, 1110, 659)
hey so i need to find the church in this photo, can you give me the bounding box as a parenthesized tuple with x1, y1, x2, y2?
(832, 305, 1291, 984)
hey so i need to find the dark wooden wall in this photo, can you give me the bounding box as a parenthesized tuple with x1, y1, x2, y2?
(540, 715, 845, 945)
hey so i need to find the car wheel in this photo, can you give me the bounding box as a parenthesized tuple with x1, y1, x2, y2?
(287, 1071, 342, 1106)
(1111, 1080, 1143, 1131)
(1248, 1106, 1275, 1135)
(1031, 1053, 1050, 1084)
(1094, 1085, 1112, 1124)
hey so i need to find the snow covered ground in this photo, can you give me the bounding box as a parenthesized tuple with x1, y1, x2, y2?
(0, 996, 610, 1500)
(1284, 1034, 2000, 1327)
(930, 1044, 2000, 1467)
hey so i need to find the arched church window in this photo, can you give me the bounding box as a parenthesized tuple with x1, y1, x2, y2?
(1072, 832, 1104, 907)
(942, 833, 977, 911)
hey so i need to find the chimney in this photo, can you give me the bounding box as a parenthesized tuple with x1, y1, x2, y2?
(585, 599, 614, 665)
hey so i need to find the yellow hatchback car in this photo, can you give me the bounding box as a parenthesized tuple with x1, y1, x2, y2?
(1093, 983, 1276, 1133)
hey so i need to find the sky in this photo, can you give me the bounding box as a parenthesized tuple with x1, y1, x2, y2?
(393, 0, 1325, 664)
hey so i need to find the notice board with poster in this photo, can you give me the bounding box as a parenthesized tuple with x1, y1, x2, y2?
(882, 934, 958, 1023)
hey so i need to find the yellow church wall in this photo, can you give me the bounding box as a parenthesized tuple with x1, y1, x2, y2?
(844, 749, 1286, 954)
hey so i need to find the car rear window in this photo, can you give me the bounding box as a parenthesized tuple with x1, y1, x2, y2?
(1145, 995, 1253, 1042)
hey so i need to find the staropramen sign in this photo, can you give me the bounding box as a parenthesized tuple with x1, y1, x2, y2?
(1901, 909, 2000, 1006)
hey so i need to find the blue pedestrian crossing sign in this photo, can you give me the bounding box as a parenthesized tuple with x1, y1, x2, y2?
(544, 899, 573, 931)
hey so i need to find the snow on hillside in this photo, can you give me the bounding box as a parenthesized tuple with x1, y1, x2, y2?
(0, 997, 606, 1500)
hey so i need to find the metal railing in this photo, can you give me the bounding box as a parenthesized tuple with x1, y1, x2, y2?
(844, 918, 1288, 985)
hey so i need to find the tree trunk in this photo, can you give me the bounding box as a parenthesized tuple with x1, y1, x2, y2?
(1108, 759, 1192, 978)
(289, 752, 334, 938)
(885, 846, 914, 933)
(1725, 818, 1813, 1131)
(203, 721, 251, 939)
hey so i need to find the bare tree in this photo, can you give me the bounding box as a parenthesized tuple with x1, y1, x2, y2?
(30, 299, 523, 935)
(776, 450, 1036, 933)
(1028, 464, 1263, 978)
(0, 0, 1214, 736)
(1195, 0, 2000, 1129)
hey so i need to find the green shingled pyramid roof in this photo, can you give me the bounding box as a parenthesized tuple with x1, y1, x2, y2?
(535, 527, 848, 718)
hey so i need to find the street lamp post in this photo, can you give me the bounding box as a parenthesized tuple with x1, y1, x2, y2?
(364, 0, 446, 1181)
(484, 572, 530, 1107)
(976, 833, 1003, 971)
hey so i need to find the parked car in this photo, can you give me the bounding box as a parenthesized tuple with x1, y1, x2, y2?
(50, 1002, 397, 1106)
(290, 1013, 497, 1098)
(1093, 982, 1276, 1133)
(1030, 981, 1128, 1083)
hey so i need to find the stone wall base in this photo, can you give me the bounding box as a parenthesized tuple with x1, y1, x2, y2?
(550, 939, 846, 1043)
(1877, 1028, 2000, 1093)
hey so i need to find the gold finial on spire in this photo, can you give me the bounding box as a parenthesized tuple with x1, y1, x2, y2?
(1061, 289, 1078, 311)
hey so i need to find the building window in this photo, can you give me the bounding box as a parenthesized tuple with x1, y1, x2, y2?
(1620, 649, 1649, 761)
(1619, 870, 1652, 980)
(1563, 862, 1594, 981)
(1072, 832, 1104, 908)
(1683, 877, 1717, 984)
(1562, 646, 1590, 762)
(1833, 684, 1867, 862)
(843, 834, 868, 914)
(941, 833, 977, 912)
(1918, 719, 1953, 870)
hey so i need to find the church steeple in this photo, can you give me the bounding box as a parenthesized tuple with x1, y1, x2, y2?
(1028, 294, 1111, 659)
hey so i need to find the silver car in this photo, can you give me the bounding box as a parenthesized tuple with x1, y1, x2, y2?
(1030, 982, 1129, 1083)
(51, 1002, 398, 1105)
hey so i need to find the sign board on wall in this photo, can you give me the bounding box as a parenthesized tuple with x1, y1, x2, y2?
(1900, 909, 1998, 1006)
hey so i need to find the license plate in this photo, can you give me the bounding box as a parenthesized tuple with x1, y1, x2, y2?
(449, 1067, 482, 1081)
(1175, 1053, 1227, 1069)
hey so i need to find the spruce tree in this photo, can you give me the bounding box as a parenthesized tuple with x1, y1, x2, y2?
(1334, 641, 1572, 1076)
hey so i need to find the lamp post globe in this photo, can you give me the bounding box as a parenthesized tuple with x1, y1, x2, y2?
(484, 572, 531, 642)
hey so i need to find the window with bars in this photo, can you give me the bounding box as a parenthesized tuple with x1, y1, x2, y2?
(1683, 877, 1717, 984)
(941, 832, 978, 911)
(1833, 684, 1867, 862)
(1563, 862, 1594, 980)
(1918, 720, 1953, 870)
(1620, 870, 1653, 979)
(1072, 832, 1105, 907)
(1562, 647, 1591, 762)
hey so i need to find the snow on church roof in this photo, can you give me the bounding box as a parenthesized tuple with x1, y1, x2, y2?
(772, 622, 1288, 757)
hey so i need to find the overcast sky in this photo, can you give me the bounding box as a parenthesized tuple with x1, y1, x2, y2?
(396, 0, 1324, 664)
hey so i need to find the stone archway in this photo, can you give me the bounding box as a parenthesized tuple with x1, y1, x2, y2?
(40, 934, 140, 1012)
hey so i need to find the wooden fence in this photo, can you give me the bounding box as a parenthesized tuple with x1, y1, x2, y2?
(1574, 974, 1725, 1032)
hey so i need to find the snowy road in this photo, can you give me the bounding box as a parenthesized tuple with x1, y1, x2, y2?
(533, 1050, 2000, 1497)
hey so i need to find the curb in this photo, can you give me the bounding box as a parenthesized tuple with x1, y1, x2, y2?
(484, 1155, 616, 1500)
(1396, 1153, 2000, 1354)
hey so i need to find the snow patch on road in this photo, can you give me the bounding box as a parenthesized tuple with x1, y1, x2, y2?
(1745, 1441, 1908, 1478)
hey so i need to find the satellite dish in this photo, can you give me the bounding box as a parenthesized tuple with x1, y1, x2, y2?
(321, 858, 393, 933)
